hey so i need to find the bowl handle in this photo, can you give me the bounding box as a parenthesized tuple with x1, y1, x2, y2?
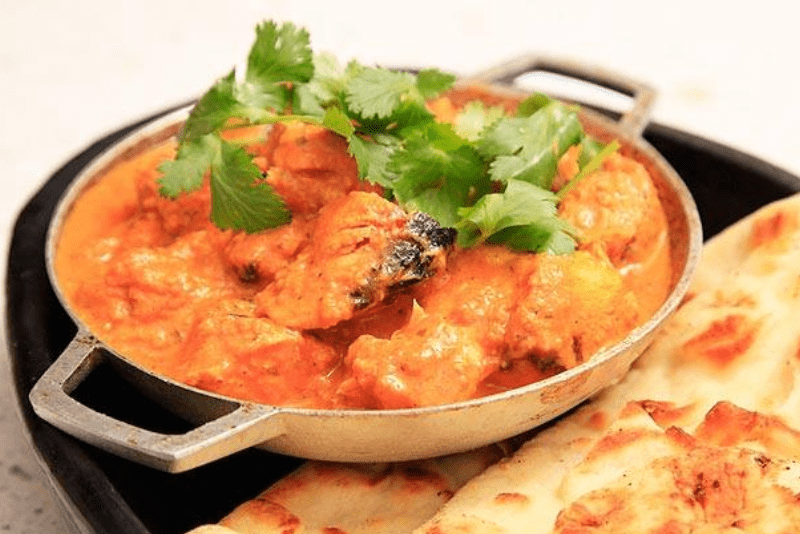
(28, 333, 284, 472)
(464, 54, 656, 138)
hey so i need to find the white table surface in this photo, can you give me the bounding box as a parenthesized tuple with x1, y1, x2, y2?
(2, 1, 799, 532)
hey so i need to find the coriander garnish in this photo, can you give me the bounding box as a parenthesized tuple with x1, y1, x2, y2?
(158, 20, 616, 253)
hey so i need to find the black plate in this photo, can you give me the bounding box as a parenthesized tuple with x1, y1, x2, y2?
(7, 110, 800, 534)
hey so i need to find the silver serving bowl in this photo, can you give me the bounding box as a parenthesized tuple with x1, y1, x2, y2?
(29, 55, 702, 472)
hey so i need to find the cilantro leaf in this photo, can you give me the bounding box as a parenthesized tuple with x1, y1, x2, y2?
(181, 72, 244, 142)
(456, 179, 575, 252)
(516, 92, 554, 117)
(348, 133, 400, 189)
(348, 67, 452, 132)
(158, 134, 221, 196)
(233, 80, 291, 117)
(389, 123, 488, 225)
(321, 106, 355, 138)
(158, 133, 290, 232)
(209, 141, 290, 232)
(454, 101, 506, 141)
(478, 101, 583, 188)
(489, 220, 576, 255)
(415, 68, 456, 99)
(400, 178, 479, 227)
(345, 67, 418, 119)
(246, 21, 313, 85)
(293, 52, 347, 116)
(183, 22, 315, 144)
(356, 100, 435, 137)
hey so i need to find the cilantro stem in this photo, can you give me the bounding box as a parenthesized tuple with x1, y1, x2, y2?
(556, 140, 620, 201)
(221, 130, 271, 148)
(218, 113, 334, 151)
(243, 112, 325, 128)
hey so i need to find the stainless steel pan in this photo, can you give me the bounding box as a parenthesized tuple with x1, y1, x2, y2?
(29, 56, 703, 473)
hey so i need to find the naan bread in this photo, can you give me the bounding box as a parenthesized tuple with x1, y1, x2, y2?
(185, 445, 507, 534)
(416, 192, 800, 533)
(553, 403, 800, 533)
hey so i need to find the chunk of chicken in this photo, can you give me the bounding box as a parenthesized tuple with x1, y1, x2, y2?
(347, 247, 642, 408)
(260, 122, 381, 215)
(504, 250, 643, 371)
(224, 216, 313, 285)
(558, 152, 666, 267)
(558, 151, 673, 315)
(103, 229, 240, 320)
(177, 299, 342, 407)
(255, 191, 456, 330)
(413, 246, 521, 352)
(346, 303, 496, 409)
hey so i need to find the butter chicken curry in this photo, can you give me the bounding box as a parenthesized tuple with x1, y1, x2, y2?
(54, 101, 671, 410)
(53, 22, 673, 410)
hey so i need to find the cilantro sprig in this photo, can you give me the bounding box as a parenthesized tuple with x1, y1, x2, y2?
(158, 20, 616, 253)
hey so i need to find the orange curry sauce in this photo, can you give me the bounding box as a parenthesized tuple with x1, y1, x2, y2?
(55, 93, 672, 410)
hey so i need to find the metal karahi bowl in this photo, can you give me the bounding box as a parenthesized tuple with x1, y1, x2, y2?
(29, 55, 702, 472)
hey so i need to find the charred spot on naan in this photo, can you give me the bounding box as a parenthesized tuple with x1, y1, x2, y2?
(680, 313, 761, 368)
(694, 401, 800, 457)
(492, 492, 531, 508)
(219, 498, 301, 533)
(638, 400, 698, 429)
(748, 205, 800, 250)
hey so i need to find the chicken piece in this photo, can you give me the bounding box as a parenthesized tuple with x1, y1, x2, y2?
(558, 152, 667, 267)
(557, 151, 673, 315)
(74, 229, 245, 371)
(263, 122, 381, 215)
(346, 246, 519, 408)
(255, 192, 456, 330)
(176, 299, 342, 408)
(348, 246, 642, 408)
(346, 303, 497, 409)
(413, 245, 522, 352)
(103, 229, 241, 320)
(224, 215, 313, 285)
(505, 250, 642, 371)
(136, 173, 217, 238)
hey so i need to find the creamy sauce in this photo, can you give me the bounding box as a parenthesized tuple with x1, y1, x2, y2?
(54, 95, 673, 410)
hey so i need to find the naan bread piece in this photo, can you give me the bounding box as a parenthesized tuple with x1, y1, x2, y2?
(691, 191, 800, 294)
(415, 402, 676, 534)
(416, 193, 800, 533)
(419, 402, 800, 534)
(554, 402, 800, 533)
(554, 440, 800, 533)
(186, 445, 507, 534)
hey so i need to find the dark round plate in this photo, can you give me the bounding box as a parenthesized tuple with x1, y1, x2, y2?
(6, 109, 800, 533)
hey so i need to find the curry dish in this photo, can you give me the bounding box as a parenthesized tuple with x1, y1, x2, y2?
(54, 90, 673, 410)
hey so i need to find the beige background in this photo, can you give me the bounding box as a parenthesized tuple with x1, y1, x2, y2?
(2, 1, 799, 532)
